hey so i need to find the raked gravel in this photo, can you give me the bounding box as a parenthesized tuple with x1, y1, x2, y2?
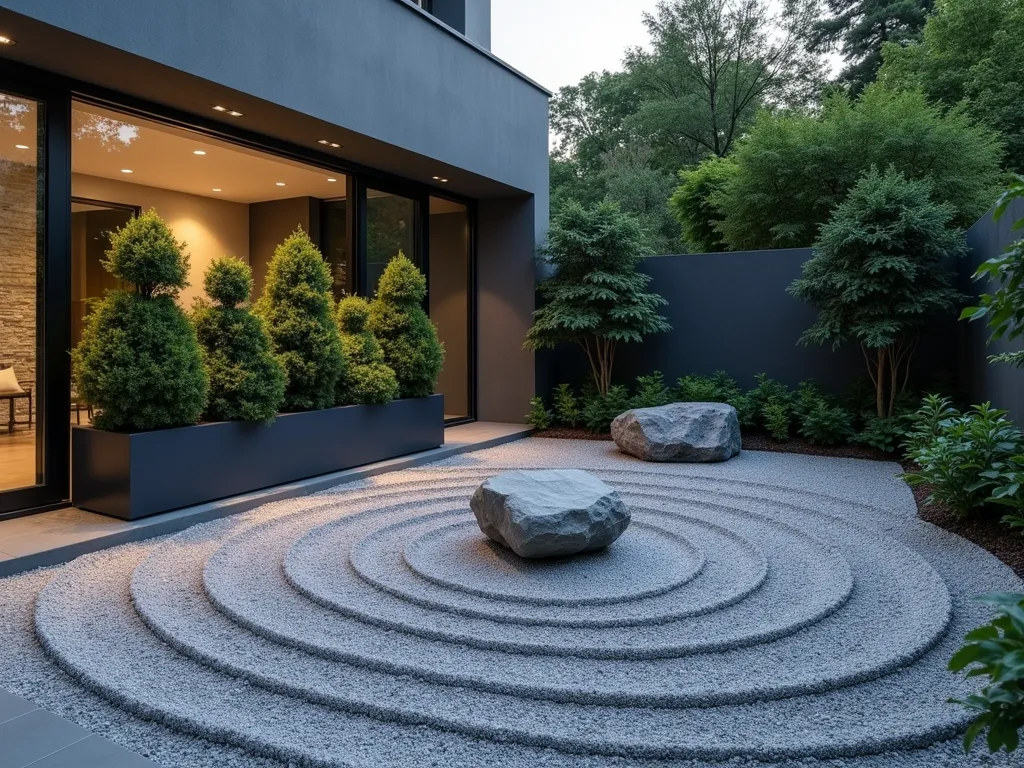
(2, 437, 1023, 767)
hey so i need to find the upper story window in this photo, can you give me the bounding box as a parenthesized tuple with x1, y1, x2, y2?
(412, 0, 432, 11)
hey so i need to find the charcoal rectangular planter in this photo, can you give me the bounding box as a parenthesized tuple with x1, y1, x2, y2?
(71, 394, 445, 520)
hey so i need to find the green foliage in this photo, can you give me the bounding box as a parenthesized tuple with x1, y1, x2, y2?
(949, 592, 1024, 754)
(789, 167, 966, 417)
(717, 86, 1003, 250)
(980, 455, 1024, 531)
(254, 228, 345, 412)
(903, 394, 961, 454)
(798, 400, 855, 445)
(526, 396, 553, 430)
(73, 210, 207, 431)
(902, 402, 1024, 516)
(368, 253, 444, 399)
(674, 370, 754, 426)
(582, 385, 634, 433)
(552, 384, 582, 428)
(793, 380, 826, 418)
(335, 296, 399, 406)
(101, 208, 189, 297)
(632, 371, 672, 408)
(192, 258, 285, 423)
(525, 201, 669, 394)
(748, 373, 793, 420)
(809, 0, 932, 94)
(668, 156, 736, 253)
(599, 143, 682, 254)
(675, 374, 719, 403)
(879, 0, 1024, 173)
(763, 400, 792, 442)
(961, 176, 1024, 368)
(856, 415, 907, 453)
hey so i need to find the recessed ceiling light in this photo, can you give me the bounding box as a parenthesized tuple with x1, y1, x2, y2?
(212, 188, 222, 192)
(212, 105, 244, 117)
(0, 36, 16, 46)
(212, 105, 227, 112)
(193, 150, 207, 156)
(227, 110, 243, 117)
(121, 169, 134, 174)
(318, 139, 341, 148)
(14, 144, 29, 150)
(327, 177, 338, 183)
(275, 182, 286, 187)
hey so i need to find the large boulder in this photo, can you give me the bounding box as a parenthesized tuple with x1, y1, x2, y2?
(611, 402, 741, 463)
(470, 470, 630, 559)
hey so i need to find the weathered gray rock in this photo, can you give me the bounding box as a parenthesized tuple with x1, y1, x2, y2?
(470, 470, 630, 558)
(611, 402, 741, 463)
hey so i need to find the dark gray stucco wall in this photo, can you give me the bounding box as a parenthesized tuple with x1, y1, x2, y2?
(3, 0, 545, 196)
(960, 197, 1024, 423)
(546, 248, 959, 396)
(465, 0, 493, 49)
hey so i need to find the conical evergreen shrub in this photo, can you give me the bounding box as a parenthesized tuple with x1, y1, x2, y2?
(193, 257, 286, 422)
(368, 252, 444, 399)
(72, 208, 208, 431)
(254, 228, 346, 411)
(335, 296, 399, 405)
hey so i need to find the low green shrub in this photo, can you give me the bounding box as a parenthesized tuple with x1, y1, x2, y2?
(798, 400, 854, 445)
(902, 402, 1024, 517)
(526, 396, 553, 430)
(552, 384, 581, 427)
(73, 209, 208, 431)
(949, 592, 1024, 754)
(763, 400, 791, 442)
(255, 228, 345, 411)
(369, 252, 445, 399)
(674, 371, 754, 425)
(749, 373, 792, 418)
(979, 455, 1024, 533)
(675, 374, 718, 402)
(335, 296, 399, 405)
(903, 394, 960, 454)
(582, 385, 633, 433)
(192, 257, 285, 423)
(856, 416, 907, 453)
(793, 380, 826, 419)
(633, 371, 672, 408)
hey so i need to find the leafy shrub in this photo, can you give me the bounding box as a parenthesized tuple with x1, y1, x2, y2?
(902, 402, 1024, 517)
(552, 384, 581, 427)
(335, 296, 399, 405)
(799, 400, 855, 445)
(633, 371, 672, 408)
(979, 455, 1024, 532)
(73, 209, 208, 431)
(748, 373, 792, 419)
(903, 394, 961, 455)
(676, 371, 753, 426)
(675, 375, 719, 402)
(582, 385, 633, 433)
(793, 380, 826, 418)
(667, 155, 736, 252)
(192, 257, 285, 423)
(763, 400, 791, 442)
(369, 252, 444, 399)
(255, 228, 345, 411)
(949, 592, 1024, 754)
(526, 396, 553, 430)
(856, 416, 907, 453)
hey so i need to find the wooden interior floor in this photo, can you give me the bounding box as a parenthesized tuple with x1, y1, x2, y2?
(0, 412, 92, 493)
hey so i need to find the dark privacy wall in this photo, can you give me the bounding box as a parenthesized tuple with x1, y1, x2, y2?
(959, 197, 1024, 423)
(545, 247, 959, 396)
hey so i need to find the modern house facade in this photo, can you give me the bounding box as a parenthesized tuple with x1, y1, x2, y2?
(0, 0, 550, 517)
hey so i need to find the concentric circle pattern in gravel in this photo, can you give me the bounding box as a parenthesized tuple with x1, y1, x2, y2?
(4, 438, 1024, 767)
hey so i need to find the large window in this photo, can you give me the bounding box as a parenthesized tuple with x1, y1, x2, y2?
(429, 197, 471, 420)
(366, 189, 418, 297)
(0, 92, 44, 495)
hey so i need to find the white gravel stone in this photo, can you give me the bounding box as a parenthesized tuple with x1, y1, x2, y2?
(612, 402, 742, 462)
(470, 469, 630, 558)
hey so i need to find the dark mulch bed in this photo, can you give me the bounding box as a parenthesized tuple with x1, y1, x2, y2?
(533, 426, 1024, 578)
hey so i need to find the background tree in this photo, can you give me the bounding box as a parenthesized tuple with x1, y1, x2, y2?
(336, 296, 399, 405)
(878, 0, 1024, 172)
(368, 253, 444, 399)
(73, 209, 208, 431)
(550, 71, 640, 176)
(254, 228, 345, 411)
(715, 85, 1002, 249)
(525, 201, 671, 395)
(192, 257, 285, 422)
(961, 176, 1024, 368)
(789, 167, 965, 417)
(668, 155, 737, 252)
(809, 0, 933, 94)
(598, 142, 681, 253)
(624, 0, 821, 167)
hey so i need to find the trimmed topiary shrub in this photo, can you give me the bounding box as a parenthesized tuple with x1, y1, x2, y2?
(368, 252, 444, 399)
(72, 209, 208, 431)
(526, 396, 553, 430)
(254, 228, 346, 412)
(335, 296, 399, 405)
(192, 257, 285, 423)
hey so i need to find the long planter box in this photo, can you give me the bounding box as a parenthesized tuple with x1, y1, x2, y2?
(71, 394, 445, 520)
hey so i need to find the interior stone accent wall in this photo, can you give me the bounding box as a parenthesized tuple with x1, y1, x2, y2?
(0, 160, 39, 423)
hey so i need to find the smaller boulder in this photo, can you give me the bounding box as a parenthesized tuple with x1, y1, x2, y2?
(612, 402, 741, 463)
(470, 470, 630, 559)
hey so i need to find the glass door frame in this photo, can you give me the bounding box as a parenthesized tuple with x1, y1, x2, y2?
(0, 70, 72, 517)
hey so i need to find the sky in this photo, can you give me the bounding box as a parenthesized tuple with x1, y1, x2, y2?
(490, 0, 662, 94)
